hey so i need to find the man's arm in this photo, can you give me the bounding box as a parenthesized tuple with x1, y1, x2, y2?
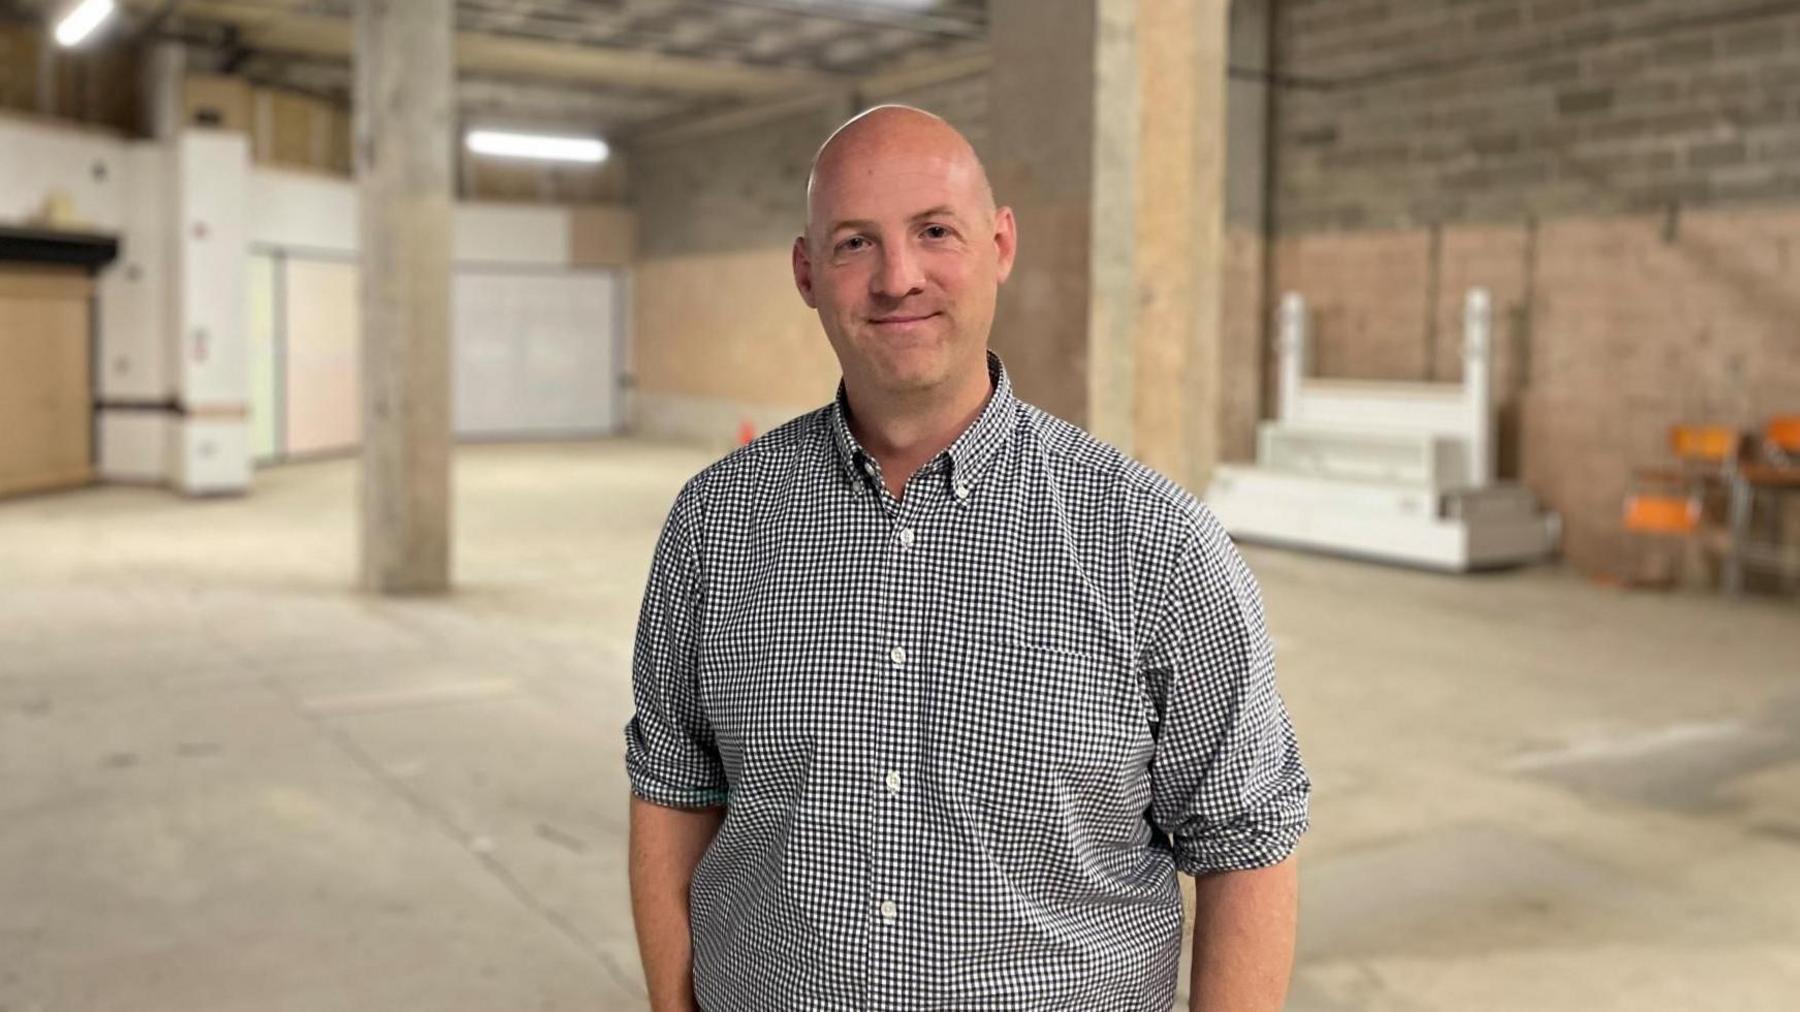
(1188, 857, 1298, 1012)
(625, 481, 728, 1011)
(629, 796, 725, 1012)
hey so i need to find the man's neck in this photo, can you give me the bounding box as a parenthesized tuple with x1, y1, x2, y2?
(845, 364, 994, 501)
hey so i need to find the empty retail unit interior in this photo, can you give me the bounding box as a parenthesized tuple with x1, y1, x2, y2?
(1, 1, 1797, 1010)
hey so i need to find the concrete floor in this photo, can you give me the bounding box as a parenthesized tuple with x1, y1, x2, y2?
(2, 440, 1796, 1012)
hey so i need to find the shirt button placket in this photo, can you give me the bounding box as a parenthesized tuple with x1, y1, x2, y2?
(873, 493, 925, 1002)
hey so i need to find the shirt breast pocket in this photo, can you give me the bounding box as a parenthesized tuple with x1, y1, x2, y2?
(932, 635, 1145, 805)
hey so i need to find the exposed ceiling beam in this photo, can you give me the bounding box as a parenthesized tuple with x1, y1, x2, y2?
(857, 49, 988, 101)
(119, 0, 845, 98)
(711, 0, 985, 41)
(627, 47, 989, 148)
(625, 90, 850, 149)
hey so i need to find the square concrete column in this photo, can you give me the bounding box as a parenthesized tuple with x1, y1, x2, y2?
(990, 0, 1231, 489)
(355, 0, 454, 593)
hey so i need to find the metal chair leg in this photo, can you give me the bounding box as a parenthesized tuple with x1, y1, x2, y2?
(1724, 475, 1751, 595)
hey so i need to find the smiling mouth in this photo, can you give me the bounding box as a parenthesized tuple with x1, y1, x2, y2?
(869, 312, 940, 326)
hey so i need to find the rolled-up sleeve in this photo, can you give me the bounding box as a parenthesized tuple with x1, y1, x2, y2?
(624, 483, 729, 809)
(1142, 508, 1309, 875)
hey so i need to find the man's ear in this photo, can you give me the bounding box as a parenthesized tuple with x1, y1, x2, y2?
(792, 235, 818, 309)
(993, 206, 1018, 286)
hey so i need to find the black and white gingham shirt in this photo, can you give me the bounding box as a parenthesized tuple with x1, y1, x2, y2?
(625, 354, 1309, 1012)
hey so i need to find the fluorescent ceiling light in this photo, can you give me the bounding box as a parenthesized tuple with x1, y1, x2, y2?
(53, 0, 115, 47)
(466, 130, 609, 164)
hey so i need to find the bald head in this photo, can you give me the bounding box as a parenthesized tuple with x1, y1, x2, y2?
(790, 103, 1018, 411)
(804, 105, 996, 248)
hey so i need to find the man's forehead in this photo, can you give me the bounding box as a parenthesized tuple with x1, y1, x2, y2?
(809, 151, 990, 229)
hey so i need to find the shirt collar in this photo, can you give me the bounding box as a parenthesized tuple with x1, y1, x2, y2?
(829, 351, 1017, 494)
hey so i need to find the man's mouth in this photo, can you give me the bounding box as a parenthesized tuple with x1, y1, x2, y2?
(869, 312, 940, 326)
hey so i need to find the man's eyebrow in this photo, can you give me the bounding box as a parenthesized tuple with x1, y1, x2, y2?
(911, 205, 963, 223)
(826, 207, 967, 235)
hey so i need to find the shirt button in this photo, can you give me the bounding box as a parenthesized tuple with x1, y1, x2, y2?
(879, 900, 898, 924)
(898, 528, 916, 548)
(889, 646, 907, 666)
(884, 770, 903, 793)
(954, 483, 970, 501)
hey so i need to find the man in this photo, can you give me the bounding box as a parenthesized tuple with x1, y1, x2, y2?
(626, 106, 1309, 1012)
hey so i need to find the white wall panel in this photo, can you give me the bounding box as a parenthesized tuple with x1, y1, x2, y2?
(172, 130, 250, 413)
(96, 142, 172, 402)
(454, 203, 569, 265)
(0, 119, 128, 229)
(170, 418, 250, 495)
(453, 269, 621, 438)
(243, 177, 574, 266)
(246, 167, 358, 253)
(97, 410, 169, 482)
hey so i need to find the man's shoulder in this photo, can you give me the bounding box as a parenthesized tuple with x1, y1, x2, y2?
(1014, 400, 1219, 541)
(671, 406, 834, 508)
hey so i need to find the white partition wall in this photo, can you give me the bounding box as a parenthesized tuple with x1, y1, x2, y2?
(241, 172, 625, 460)
(2, 127, 632, 492)
(454, 268, 622, 438)
(246, 257, 625, 460)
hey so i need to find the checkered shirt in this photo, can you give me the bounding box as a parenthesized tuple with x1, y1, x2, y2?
(625, 354, 1310, 1012)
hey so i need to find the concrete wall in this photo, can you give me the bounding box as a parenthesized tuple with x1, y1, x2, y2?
(1272, 0, 1800, 231)
(1263, 0, 1800, 576)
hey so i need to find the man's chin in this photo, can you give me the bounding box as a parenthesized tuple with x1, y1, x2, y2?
(872, 366, 946, 395)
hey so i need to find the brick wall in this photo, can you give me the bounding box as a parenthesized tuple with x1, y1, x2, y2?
(1263, 0, 1800, 578)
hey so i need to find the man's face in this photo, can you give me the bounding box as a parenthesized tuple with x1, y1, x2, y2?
(793, 138, 1016, 400)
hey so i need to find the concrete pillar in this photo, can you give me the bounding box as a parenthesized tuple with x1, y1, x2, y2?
(1222, 0, 1275, 466)
(142, 42, 186, 141)
(988, 0, 1138, 450)
(989, 0, 1230, 489)
(354, 0, 454, 594)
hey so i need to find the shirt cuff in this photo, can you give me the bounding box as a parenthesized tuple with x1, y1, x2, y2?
(1171, 814, 1308, 875)
(626, 759, 729, 810)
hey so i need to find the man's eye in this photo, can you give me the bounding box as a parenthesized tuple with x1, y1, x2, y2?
(838, 237, 869, 253)
(922, 225, 951, 240)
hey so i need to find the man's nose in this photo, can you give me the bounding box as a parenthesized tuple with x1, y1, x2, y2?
(872, 244, 924, 299)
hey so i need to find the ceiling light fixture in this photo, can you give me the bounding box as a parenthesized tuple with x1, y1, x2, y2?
(466, 130, 609, 164)
(53, 0, 116, 47)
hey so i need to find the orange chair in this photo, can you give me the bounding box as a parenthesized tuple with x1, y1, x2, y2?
(1622, 424, 1740, 588)
(1723, 415, 1800, 594)
(1765, 415, 1800, 464)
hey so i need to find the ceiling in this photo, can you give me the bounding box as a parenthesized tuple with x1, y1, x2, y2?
(29, 0, 990, 138)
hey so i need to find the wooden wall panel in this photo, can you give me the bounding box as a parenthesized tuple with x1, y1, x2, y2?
(0, 269, 93, 497)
